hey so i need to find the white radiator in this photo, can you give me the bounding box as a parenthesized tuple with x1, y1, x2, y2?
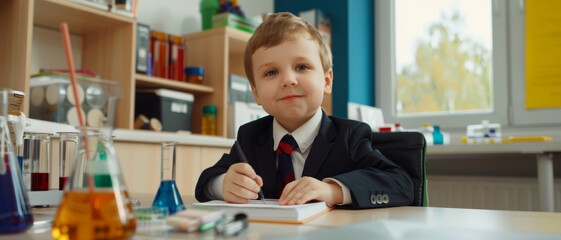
(427, 175, 561, 211)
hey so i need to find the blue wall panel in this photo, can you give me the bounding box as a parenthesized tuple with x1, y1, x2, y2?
(348, 0, 374, 107)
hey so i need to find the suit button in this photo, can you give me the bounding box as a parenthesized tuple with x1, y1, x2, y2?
(382, 194, 389, 204)
(376, 194, 384, 204)
(370, 194, 377, 205)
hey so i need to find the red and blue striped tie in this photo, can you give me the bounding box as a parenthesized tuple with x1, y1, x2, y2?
(276, 134, 298, 198)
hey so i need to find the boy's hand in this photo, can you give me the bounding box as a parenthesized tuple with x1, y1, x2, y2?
(278, 177, 343, 207)
(222, 163, 264, 204)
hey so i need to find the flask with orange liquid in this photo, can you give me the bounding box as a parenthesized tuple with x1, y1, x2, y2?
(51, 78, 136, 239)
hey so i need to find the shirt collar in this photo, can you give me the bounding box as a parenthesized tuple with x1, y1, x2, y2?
(273, 108, 323, 152)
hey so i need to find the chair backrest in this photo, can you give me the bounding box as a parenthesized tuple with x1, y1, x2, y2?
(371, 131, 427, 206)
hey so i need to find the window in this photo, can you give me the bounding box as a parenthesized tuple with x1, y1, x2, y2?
(376, 0, 561, 129)
(375, 0, 508, 129)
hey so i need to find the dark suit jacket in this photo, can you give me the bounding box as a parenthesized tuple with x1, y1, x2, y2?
(195, 111, 414, 209)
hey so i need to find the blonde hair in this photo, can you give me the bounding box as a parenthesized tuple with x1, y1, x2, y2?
(244, 12, 333, 86)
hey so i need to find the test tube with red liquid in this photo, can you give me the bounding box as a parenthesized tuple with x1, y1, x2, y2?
(30, 133, 51, 191)
(58, 132, 79, 190)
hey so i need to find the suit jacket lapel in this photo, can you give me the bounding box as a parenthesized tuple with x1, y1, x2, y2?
(302, 111, 336, 177)
(255, 123, 277, 196)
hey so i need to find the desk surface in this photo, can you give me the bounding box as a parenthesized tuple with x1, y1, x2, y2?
(3, 195, 561, 239)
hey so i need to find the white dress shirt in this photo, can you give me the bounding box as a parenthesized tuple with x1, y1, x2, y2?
(206, 108, 352, 205)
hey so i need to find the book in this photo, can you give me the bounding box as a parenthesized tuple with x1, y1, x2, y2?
(193, 200, 332, 224)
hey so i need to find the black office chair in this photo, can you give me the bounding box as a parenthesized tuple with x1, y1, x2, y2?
(371, 131, 427, 206)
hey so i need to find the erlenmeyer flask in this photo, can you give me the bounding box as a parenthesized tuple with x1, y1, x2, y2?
(52, 127, 136, 239)
(152, 141, 184, 214)
(0, 89, 33, 233)
(51, 77, 135, 239)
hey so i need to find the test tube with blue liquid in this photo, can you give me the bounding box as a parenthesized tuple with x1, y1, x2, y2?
(152, 141, 184, 214)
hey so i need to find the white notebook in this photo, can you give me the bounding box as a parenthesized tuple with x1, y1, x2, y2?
(193, 200, 331, 224)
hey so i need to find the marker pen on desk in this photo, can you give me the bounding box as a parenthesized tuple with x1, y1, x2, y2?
(234, 141, 266, 204)
(215, 213, 249, 237)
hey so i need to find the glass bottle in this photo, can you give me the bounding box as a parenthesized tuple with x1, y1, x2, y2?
(150, 31, 169, 79)
(168, 35, 185, 82)
(0, 89, 34, 233)
(202, 105, 217, 135)
(152, 141, 184, 214)
(433, 125, 444, 145)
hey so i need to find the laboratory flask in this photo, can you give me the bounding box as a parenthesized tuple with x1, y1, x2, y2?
(0, 89, 33, 233)
(52, 127, 136, 239)
(152, 141, 184, 214)
(51, 77, 135, 239)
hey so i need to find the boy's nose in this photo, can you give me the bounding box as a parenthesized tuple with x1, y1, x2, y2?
(281, 72, 298, 87)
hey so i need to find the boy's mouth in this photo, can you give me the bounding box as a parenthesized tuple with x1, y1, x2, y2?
(279, 95, 302, 101)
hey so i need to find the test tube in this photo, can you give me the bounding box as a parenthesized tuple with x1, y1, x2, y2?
(21, 132, 31, 190)
(30, 133, 52, 191)
(58, 132, 79, 190)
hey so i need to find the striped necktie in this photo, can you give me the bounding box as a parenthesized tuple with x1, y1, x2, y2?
(276, 134, 298, 198)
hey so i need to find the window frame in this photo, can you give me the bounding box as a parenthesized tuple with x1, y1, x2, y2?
(375, 0, 509, 129)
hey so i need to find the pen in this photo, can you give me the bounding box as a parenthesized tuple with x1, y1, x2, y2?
(234, 141, 266, 204)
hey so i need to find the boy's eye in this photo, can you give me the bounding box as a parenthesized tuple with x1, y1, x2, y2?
(265, 70, 278, 76)
(296, 65, 309, 71)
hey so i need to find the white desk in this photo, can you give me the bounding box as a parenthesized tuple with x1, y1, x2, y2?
(427, 140, 561, 212)
(7, 203, 561, 239)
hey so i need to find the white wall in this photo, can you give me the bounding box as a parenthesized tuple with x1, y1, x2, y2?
(31, 0, 274, 73)
(137, 0, 274, 35)
(30, 27, 83, 75)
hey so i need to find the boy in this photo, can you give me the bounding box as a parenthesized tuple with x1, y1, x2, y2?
(195, 12, 413, 209)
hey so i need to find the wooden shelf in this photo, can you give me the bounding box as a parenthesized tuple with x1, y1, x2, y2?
(135, 74, 214, 94)
(182, 27, 253, 137)
(34, 0, 133, 34)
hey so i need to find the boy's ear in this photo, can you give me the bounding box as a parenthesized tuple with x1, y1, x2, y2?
(250, 83, 262, 105)
(323, 68, 333, 95)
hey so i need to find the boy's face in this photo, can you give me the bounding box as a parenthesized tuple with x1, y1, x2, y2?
(250, 36, 333, 131)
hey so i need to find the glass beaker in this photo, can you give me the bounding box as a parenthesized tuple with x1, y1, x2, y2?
(52, 127, 136, 239)
(152, 141, 184, 214)
(30, 132, 52, 191)
(0, 89, 34, 233)
(58, 132, 79, 190)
